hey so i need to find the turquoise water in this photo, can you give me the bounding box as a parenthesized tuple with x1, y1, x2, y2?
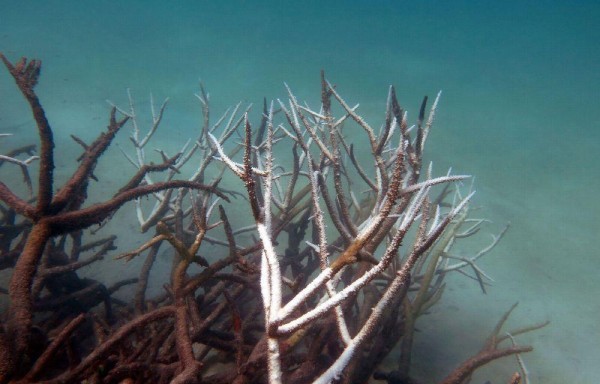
(1, 1, 598, 382)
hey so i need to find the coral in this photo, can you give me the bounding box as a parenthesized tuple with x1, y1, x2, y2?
(0, 56, 545, 384)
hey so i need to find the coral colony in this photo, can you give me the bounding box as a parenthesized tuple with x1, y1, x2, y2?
(0, 54, 545, 383)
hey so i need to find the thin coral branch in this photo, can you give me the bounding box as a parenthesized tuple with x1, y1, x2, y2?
(49, 180, 227, 234)
(47, 306, 175, 383)
(0, 154, 38, 196)
(440, 303, 547, 384)
(49, 108, 129, 214)
(0, 181, 37, 218)
(440, 345, 533, 384)
(21, 313, 87, 382)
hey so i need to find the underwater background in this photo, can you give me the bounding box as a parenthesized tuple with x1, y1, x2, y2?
(1, 1, 598, 382)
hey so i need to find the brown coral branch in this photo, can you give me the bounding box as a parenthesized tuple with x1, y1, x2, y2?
(48, 180, 227, 235)
(116, 152, 182, 195)
(21, 313, 87, 382)
(439, 346, 533, 384)
(6, 220, 52, 370)
(1, 54, 54, 215)
(48, 108, 129, 214)
(47, 306, 175, 383)
(0, 181, 37, 218)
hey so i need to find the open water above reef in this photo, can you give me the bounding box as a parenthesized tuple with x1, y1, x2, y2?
(1, 1, 599, 382)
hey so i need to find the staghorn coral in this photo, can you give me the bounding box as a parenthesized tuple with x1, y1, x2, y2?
(0, 56, 545, 384)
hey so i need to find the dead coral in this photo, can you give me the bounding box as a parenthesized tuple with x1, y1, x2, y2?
(0, 56, 545, 384)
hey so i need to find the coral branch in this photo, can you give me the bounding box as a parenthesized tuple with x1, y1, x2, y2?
(1, 54, 54, 215)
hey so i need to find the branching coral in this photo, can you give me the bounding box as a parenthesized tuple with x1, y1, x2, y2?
(0, 56, 545, 384)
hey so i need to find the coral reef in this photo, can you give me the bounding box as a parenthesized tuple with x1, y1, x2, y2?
(0, 55, 545, 383)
